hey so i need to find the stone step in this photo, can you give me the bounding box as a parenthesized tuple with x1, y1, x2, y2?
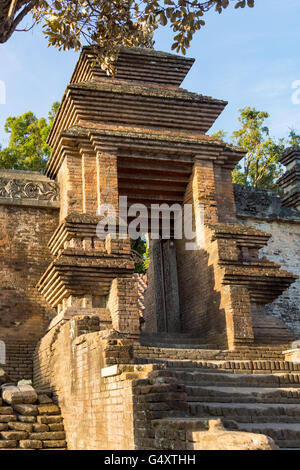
(140, 333, 215, 347)
(173, 370, 300, 387)
(186, 385, 300, 403)
(141, 332, 196, 339)
(135, 352, 224, 363)
(137, 359, 300, 373)
(139, 342, 215, 349)
(237, 423, 300, 447)
(189, 402, 300, 423)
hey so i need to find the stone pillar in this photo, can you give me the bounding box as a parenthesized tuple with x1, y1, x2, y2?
(176, 160, 259, 348)
(278, 147, 300, 210)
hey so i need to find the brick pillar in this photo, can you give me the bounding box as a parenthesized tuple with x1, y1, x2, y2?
(80, 145, 98, 214)
(190, 159, 219, 225)
(57, 153, 83, 221)
(176, 159, 255, 349)
(221, 286, 254, 349)
(214, 166, 237, 223)
(89, 137, 119, 215)
(107, 278, 140, 335)
(89, 136, 139, 336)
(175, 160, 220, 341)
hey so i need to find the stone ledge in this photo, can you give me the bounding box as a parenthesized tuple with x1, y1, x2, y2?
(0, 169, 59, 209)
(0, 198, 59, 209)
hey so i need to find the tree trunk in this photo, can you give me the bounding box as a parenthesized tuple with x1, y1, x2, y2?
(0, 0, 37, 44)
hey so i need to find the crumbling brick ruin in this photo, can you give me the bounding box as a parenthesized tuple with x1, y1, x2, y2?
(0, 46, 300, 450)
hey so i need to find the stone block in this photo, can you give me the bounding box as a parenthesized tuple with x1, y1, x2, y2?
(0, 440, 17, 448)
(192, 429, 278, 450)
(29, 431, 65, 441)
(42, 440, 67, 448)
(48, 424, 64, 432)
(33, 424, 49, 433)
(1, 430, 28, 440)
(0, 415, 16, 423)
(19, 440, 43, 449)
(37, 416, 62, 424)
(13, 404, 38, 416)
(37, 404, 60, 415)
(8, 422, 33, 432)
(38, 394, 53, 404)
(2, 384, 37, 405)
(18, 415, 37, 423)
(0, 406, 13, 415)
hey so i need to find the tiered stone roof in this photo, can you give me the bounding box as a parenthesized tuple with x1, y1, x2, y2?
(46, 46, 245, 212)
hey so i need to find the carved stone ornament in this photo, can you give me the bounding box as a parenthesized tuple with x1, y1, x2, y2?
(0, 178, 59, 202)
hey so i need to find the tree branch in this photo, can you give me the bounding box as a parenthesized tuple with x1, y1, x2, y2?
(0, 0, 39, 43)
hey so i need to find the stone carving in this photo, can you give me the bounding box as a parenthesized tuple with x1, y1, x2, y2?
(234, 184, 271, 216)
(0, 178, 59, 201)
(234, 183, 300, 221)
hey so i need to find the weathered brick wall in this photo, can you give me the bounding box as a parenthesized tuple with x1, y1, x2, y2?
(239, 218, 300, 335)
(0, 204, 58, 380)
(235, 184, 300, 336)
(33, 316, 188, 450)
(0, 170, 59, 380)
(33, 317, 136, 449)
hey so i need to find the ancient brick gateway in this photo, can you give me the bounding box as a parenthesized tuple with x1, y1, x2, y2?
(0, 46, 300, 450)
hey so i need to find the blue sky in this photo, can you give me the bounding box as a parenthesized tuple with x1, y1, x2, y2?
(0, 0, 300, 147)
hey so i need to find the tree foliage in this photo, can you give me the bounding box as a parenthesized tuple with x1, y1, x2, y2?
(212, 106, 300, 190)
(0, 1, 255, 73)
(0, 101, 59, 171)
(231, 107, 285, 189)
(131, 237, 150, 274)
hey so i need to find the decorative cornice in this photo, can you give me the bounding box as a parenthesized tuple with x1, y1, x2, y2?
(0, 170, 59, 209)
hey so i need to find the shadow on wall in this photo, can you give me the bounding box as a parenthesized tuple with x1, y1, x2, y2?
(175, 241, 227, 348)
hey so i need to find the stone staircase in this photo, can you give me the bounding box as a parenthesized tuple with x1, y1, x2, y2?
(0, 387, 67, 450)
(133, 340, 300, 449)
(169, 362, 300, 449)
